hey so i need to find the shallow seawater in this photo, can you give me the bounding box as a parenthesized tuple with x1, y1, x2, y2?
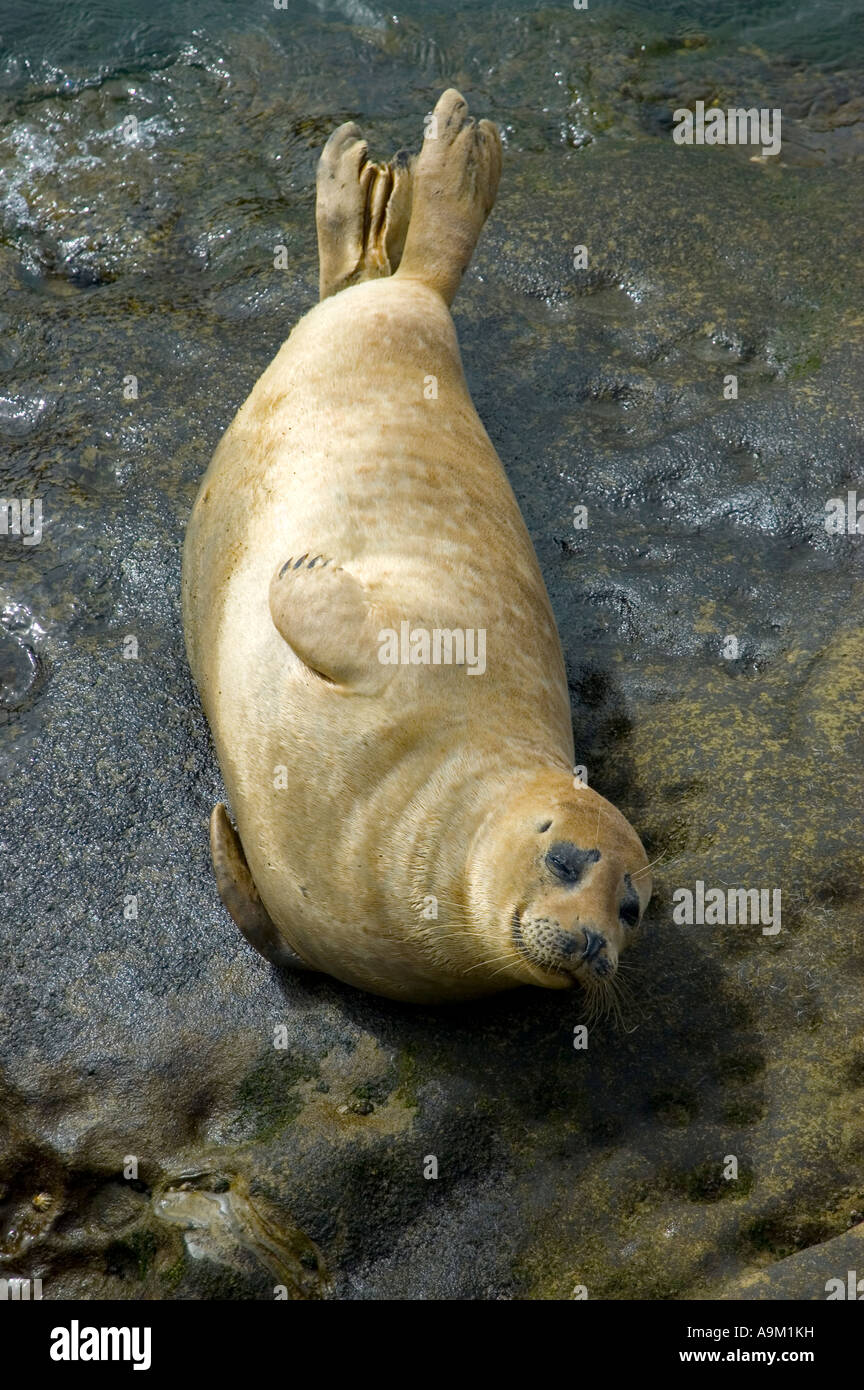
(1, 0, 863, 1301)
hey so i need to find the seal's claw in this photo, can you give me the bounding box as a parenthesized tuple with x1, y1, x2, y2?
(269, 555, 387, 690)
(209, 804, 315, 973)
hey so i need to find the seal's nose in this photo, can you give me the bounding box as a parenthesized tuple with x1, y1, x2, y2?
(580, 929, 606, 963)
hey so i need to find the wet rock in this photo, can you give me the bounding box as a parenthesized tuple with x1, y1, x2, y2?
(153, 1172, 328, 1300)
(1, 2, 862, 1300)
(0, 628, 40, 710)
(723, 1221, 864, 1300)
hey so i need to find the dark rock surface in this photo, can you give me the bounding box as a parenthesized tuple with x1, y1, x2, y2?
(1, 2, 862, 1299)
(723, 1222, 864, 1299)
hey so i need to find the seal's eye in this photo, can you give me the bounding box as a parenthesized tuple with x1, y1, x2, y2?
(545, 842, 600, 884)
(537, 819, 552, 833)
(620, 873, 641, 927)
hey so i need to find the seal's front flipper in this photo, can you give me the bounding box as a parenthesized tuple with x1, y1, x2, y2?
(209, 804, 315, 973)
(269, 554, 388, 692)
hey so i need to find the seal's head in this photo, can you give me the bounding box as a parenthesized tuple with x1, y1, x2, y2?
(468, 769, 651, 1003)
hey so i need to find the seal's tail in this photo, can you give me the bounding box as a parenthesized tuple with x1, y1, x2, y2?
(315, 89, 501, 307)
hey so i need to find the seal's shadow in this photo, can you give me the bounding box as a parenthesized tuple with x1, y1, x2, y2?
(271, 900, 756, 1186)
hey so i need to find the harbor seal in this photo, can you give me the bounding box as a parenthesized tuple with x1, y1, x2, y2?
(182, 89, 651, 1004)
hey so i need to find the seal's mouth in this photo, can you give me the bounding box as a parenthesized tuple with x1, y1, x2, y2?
(512, 907, 616, 986)
(511, 907, 575, 984)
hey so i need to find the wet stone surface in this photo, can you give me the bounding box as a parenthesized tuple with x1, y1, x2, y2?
(0, 1, 862, 1298)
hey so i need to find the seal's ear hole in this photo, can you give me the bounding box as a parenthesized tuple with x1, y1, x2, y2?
(537, 819, 552, 833)
(619, 873, 641, 927)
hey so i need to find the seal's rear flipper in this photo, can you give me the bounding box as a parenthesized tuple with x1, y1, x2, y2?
(395, 89, 501, 307)
(268, 553, 389, 692)
(209, 804, 315, 973)
(316, 121, 414, 301)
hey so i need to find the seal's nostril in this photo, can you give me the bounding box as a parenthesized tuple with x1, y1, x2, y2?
(581, 929, 606, 963)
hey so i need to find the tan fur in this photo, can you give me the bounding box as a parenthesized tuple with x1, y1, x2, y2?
(182, 91, 650, 1003)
